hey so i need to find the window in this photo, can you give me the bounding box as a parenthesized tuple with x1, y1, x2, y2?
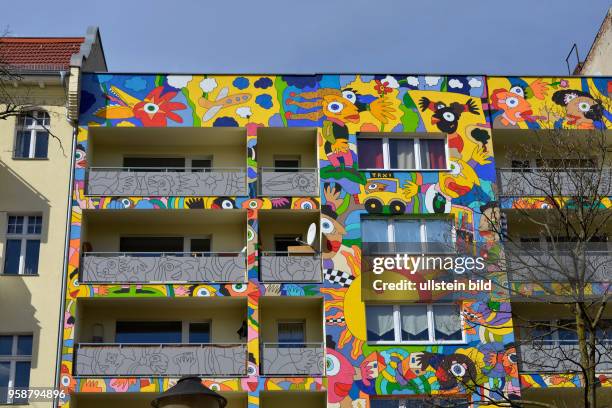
(361, 217, 454, 254)
(115, 321, 182, 343)
(274, 157, 300, 172)
(0, 335, 32, 404)
(14, 111, 49, 159)
(357, 136, 447, 170)
(274, 235, 302, 252)
(370, 396, 469, 408)
(119, 237, 184, 254)
(188, 322, 211, 343)
(511, 160, 531, 172)
(366, 304, 463, 344)
(278, 322, 305, 347)
(123, 157, 186, 172)
(190, 158, 212, 173)
(190, 237, 211, 254)
(3, 215, 42, 275)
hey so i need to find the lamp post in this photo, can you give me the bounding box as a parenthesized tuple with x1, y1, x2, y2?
(151, 376, 227, 408)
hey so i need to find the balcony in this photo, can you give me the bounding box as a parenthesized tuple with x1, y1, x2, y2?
(497, 167, 612, 196)
(80, 209, 247, 284)
(85, 127, 247, 197)
(74, 297, 248, 377)
(257, 128, 319, 197)
(261, 343, 325, 376)
(258, 167, 318, 196)
(260, 297, 324, 376)
(75, 343, 247, 377)
(81, 252, 246, 283)
(258, 210, 321, 282)
(87, 167, 247, 196)
(518, 340, 612, 373)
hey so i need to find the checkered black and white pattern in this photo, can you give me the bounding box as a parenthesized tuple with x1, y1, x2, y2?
(324, 269, 354, 287)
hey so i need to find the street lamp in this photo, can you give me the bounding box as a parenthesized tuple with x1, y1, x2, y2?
(151, 376, 227, 408)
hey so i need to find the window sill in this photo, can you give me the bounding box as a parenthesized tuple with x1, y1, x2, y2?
(0, 274, 40, 277)
(367, 340, 466, 346)
(11, 157, 49, 161)
(359, 168, 451, 172)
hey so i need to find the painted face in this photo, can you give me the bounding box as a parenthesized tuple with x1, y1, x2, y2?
(492, 87, 534, 123)
(364, 180, 388, 194)
(325, 348, 355, 403)
(320, 215, 346, 259)
(566, 96, 603, 122)
(438, 160, 479, 198)
(322, 94, 360, 123)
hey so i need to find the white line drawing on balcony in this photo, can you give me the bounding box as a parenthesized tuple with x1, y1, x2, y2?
(261, 343, 325, 376)
(259, 168, 319, 196)
(259, 252, 322, 282)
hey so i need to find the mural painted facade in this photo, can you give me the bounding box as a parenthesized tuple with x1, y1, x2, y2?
(60, 73, 612, 407)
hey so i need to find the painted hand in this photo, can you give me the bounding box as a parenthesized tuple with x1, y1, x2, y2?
(331, 139, 350, 153)
(369, 98, 396, 124)
(472, 145, 491, 165)
(402, 181, 419, 201)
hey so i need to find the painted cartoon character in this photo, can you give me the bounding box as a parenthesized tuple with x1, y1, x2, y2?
(286, 88, 395, 172)
(490, 78, 548, 128)
(418, 96, 480, 152)
(552, 89, 604, 129)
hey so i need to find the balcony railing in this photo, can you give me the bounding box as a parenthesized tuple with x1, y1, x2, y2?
(74, 343, 248, 377)
(80, 252, 247, 283)
(497, 167, 612, 196)
(259, 251, 322, 282)
(258, 167, 319, 196)
(518, 340, 612, 373)
(261, 343, 325, 376)
(86, 167, 247, 196)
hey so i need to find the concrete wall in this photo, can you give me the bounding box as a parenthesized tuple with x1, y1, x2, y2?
(0, 83, 73, 407)
(259, 298, 324, 344)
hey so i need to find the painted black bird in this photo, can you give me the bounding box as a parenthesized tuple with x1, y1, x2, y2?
(418, 97, 479, 133)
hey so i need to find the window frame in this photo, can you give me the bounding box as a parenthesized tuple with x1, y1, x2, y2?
(13, 111, 50, 160)
(0, 334, 33, 405)
(2, 214, 42, 276)
(357, 134, 449, 171)
(366, 303, 465, 345)
(185, 321, 212, 344)
(277, 320, 306, 345)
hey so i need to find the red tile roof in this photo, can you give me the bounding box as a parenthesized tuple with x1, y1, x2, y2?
(0, 37, 85, 71)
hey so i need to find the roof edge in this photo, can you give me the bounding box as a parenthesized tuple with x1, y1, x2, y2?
(70, 26, 107, 71)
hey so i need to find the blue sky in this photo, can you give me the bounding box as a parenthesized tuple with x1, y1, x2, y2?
(2, 0, 610, 75)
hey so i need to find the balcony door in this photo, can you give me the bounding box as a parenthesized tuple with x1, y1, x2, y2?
(278, 321, 305, 348)
(274, 156, 300, 172)
(120, 237, 184, 255)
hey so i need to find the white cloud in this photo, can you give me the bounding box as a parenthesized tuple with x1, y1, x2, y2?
(406, 76, 419, 87)
(236, 107, 252, 118)
(200, 78, 217, 93)
(381, 75, 399, 89)
(448, 79, 463, 89)
(468, 77, 483, 88)
(425, 76, 441, 86)
(167, 75, 192, 89)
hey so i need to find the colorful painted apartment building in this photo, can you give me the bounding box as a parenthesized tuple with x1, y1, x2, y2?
(56, 73, 611, 408)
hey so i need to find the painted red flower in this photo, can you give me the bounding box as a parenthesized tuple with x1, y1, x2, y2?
(133, 86, 186, 126)
(374, 79, 392, 96)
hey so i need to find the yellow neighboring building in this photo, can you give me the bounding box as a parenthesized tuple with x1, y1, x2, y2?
(0, 27, 106, 406)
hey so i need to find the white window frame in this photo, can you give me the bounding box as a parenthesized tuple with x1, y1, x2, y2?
(2, 215, 42, 275)
(358, 135, 449, 171)
(365, 217, 456, 250)
(366, 304, 465, 345)
(0, 334, 32, 405)
(13, 111, 50, 159)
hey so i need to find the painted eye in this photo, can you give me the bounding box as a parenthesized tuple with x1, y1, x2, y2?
(247, 228, 255, 241)
(294, 198, 316, 210)
(75, 151, 84, 160)
(61, 375, 71, 387)
(342, 90, 356, 103)
(232, 283, 247, 293)
(321, 217, 334, 234)
(367, 183, 378, 190)
(578, 102, 591, 112)
(221, 199, 234, 209)
(449, 161, 461, 176)
(301, 201, 313, 209)
(327, 101, 344, 113)
(144, 103, 159, 113)
(436, 103, 446, 110)
(248, 200, 259, 209)
(209, 383, 221, 391)
(450, 362, 467, 377)
(195, 287, 211, 296)
(442, 112, 455, 122)
(72, 278, 80, 287)
(507, 352, 517, 364)
(120, 198, 132, 208)
(326, 354, 341, 376)
(565, 93, 577, 103)
(247, 363, 257, 376)
(540, 203, 551, 209)
(510, 86, 524, 97)
(505, 97, 519, 108)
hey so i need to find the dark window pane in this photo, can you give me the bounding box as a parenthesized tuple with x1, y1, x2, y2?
(278, 322, 305, 345)
(0, 362, 10, 404)
(366, 306, 395, 341)
(0, 337, 12, 355)
(190, 239, 211, 253)
(27, 216, 42, 234)
(34, 132, 48, 158)
(123, 157, 185, 171)
(274, 159, 300, 172)
(119, 237, 184, 254)
(189, 323, 210, 343)
(191, 159, 212, 172)
(274, 236, 301, 252)
(15, 131, 31, 158)
(357, 139, 384, 169)
(115, 321, 182, 343)
(420, 139, 446, 169)
(389, 139, 415, 169)
(16, 336, 33, 356)
(24, 240, 40, 275)
(14, 361, 31, 393)
(3, 240, 22, 275)
(7, 216, 24, 234)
